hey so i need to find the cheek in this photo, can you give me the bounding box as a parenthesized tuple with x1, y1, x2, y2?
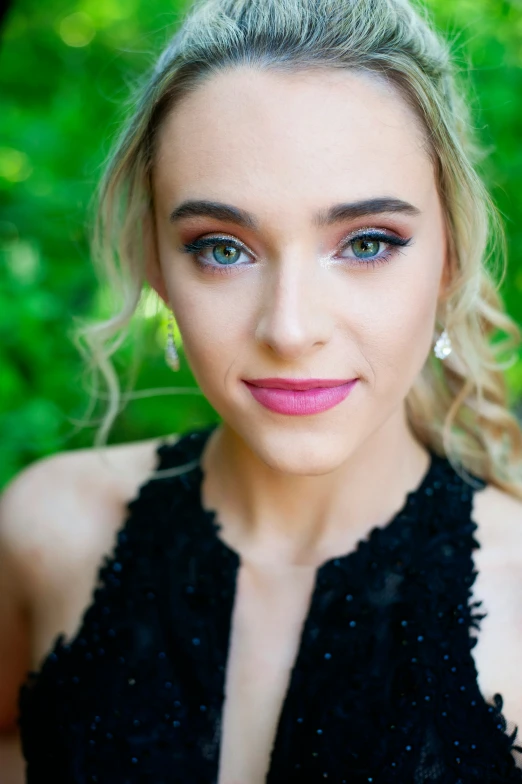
(359, 257, 442, 386)
(164, 271, 249, 388)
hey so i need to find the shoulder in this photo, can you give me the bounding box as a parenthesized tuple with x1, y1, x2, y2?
(468, 481, 522, 734)
(471, 482, 522, 565)
(469, 481, 522, 650)
(0, 436, 177, 589)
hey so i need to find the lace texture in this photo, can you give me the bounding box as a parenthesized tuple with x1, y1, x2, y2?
(18, 425, 522, 783)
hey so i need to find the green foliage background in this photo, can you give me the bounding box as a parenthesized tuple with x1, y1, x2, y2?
(1, 0, 522, 488)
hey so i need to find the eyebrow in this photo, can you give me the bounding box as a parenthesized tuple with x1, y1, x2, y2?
(169, 197, 420, 229)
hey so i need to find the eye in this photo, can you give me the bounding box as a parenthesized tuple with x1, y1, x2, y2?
(351, 238, 383, 259)
(179, 236, 253, 274)
(337, 230, 411, 267)
(179, 229, 412, 275)
(207, 240, 244, 265)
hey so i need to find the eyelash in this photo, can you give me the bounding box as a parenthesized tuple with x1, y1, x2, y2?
(178, 229, 412, 275)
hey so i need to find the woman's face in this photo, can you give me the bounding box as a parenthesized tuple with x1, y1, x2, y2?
(150, 67, 447, 474)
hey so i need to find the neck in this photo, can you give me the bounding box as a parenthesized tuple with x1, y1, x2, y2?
(200, 409, 430, 569)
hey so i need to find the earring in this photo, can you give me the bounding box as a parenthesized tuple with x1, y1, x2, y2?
(165, 313, 180, 371)
(433, 328, 452, 360)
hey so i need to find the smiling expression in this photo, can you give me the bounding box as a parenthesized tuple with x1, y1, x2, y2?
(148, 66, 447, 474)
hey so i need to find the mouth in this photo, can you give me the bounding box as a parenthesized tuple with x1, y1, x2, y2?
(242, 378, 359, 416)
(243, 377, 357, 391)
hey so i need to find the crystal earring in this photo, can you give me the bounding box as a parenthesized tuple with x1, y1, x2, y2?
(433, 328, 452, 360)
(165, 313, 180, 371)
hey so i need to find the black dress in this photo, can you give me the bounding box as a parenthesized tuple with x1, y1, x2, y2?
(18, 424, 522, 783)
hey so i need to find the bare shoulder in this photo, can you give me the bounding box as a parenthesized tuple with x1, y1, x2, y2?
(0, 434, 178, 587)
(470, 481, 522, 731)
(471, 482, 522, 565)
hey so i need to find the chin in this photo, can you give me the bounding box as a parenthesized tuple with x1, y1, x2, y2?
(238, 419, 360, 477)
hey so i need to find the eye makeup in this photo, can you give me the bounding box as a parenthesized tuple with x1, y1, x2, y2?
(178, 235, 252, 275)
(178, 228, 412, 275)
(336, 228, 412, 269)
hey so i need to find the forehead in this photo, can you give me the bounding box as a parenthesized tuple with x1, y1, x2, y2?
(153, 66, 435, 216)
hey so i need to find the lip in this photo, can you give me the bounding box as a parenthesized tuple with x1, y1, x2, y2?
(243, 378, 358, 416)
(244, 377, 355, 391)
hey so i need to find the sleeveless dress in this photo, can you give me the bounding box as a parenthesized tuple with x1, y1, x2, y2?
(18, 424, 522, 783)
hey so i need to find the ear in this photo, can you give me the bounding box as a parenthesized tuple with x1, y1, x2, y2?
(144, 208, 170, 306)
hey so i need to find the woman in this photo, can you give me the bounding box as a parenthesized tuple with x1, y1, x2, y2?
(3, 0, 522, 780)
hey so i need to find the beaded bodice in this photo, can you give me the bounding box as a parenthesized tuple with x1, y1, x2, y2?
(19, 424, 522, 783)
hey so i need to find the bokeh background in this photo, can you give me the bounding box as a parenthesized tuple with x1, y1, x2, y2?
(1, 0, 522, 488)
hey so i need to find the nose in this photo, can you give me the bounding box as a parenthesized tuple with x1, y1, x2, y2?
(254, 249, 333, 361)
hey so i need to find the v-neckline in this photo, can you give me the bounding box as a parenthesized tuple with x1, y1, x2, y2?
(168, 424, 442, 782)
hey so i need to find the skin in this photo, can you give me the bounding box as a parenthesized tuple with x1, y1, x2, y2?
(1, 65, 522, 783)
(149, 66, 445, 563)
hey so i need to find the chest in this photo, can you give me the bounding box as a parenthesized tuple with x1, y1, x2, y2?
(217, 563, 317, 784)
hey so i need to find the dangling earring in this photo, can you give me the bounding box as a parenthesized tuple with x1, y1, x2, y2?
(165, 312, 180, 371)
(433, 328, 452, 360)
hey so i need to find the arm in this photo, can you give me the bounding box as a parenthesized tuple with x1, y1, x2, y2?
(0, 473, 34, 784)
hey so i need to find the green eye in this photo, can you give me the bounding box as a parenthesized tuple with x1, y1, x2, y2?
(213, 243, 240, 265)
(351, 238, 381, 259)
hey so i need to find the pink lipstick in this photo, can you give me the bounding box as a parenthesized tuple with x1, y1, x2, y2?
(242, 377, 358, 416)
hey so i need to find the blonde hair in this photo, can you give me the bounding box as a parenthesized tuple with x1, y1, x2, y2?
(76, 0, 522, 495)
